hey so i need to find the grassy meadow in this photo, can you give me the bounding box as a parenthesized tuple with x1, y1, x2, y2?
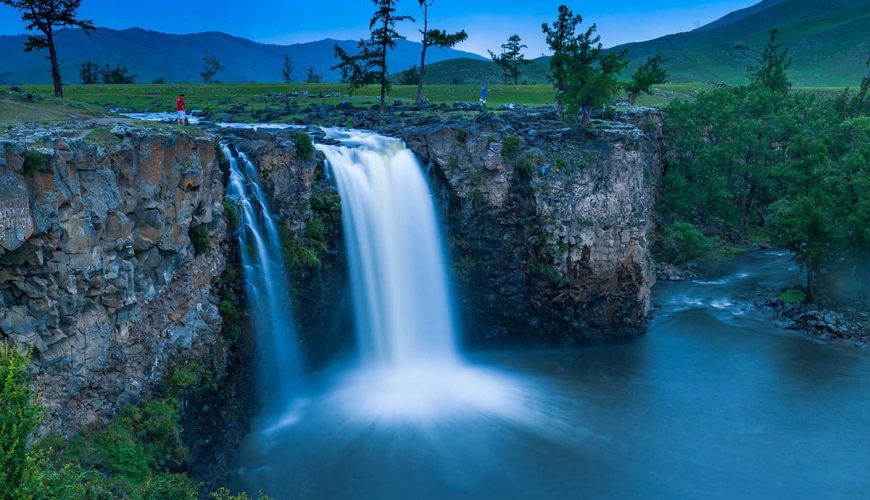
(2, 81, 856, 124)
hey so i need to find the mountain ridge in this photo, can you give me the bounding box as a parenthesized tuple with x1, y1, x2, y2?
(0, 26, 486, 85)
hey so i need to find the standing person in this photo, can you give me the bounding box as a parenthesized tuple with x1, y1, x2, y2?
(479, 82, 488, 113)
(176, 93, 186, 125)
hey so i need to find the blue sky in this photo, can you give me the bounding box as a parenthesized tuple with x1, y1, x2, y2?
(0, 0, 757, 55)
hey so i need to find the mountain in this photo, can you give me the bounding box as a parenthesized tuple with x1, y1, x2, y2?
(419, 0, 870, 87)
(613, 0, 869, 86)
(0, 27, 486, 85)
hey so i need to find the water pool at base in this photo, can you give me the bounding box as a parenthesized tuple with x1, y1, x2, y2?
(233, 251, 870, 499)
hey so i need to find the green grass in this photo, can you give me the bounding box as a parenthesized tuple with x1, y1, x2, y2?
(4, 82, 854, 126)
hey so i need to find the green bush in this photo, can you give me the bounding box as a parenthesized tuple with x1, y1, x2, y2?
(294, 131, 315, 161)
(189, 225, 211, 256)
(456, 129, 468, 145)
(224, 199, 241, 231)
(0, 344, 42, 498)
(657, 221, 711, 263)
(122, 400, 188, 469)
(502, 135, 521, 160)
(23, 150, 48, 176)
(139, 472, 201, 499)
(780, 288, 807, 304)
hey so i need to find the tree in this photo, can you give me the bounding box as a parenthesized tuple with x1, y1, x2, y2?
(333, 0, 413, 112)
(101, 64, 136, 84)
(625, 55, 668, 105)
(1, 0, 95, 98)
(78, 60, 99, 84)
(542, 5, 582, 116)
(415, 0, 467, 104)
(489, 34, 527, 85)
(769, 134, 842, 303)
(304, 66, 322, 84)
(561, 23, 628, 123)
(200, 55, 224, 83)
(280, 53, 294, 83)
(398, 65, 419, 86)
(749, 28, 791, 94)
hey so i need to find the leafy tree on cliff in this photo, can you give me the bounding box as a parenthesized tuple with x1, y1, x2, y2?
(0, 0, 95, 98)
(489, 34, 527, 85)
(200, 55, 224, 83)
(560, 23, 628, 123)
(625, 55, 668, 105)
(542, 5, 583, 117)
(749, 28, 791, 94)
(414, 0, 467, 103)
(280, 53, 295, 83)
(333, 0, 414, 112)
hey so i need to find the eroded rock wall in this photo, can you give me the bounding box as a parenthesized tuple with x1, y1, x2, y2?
(399, 112, 663, 345)
(0, 127, 227, 434)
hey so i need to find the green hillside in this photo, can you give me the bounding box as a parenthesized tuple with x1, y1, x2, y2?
(417, 0, 870, 87)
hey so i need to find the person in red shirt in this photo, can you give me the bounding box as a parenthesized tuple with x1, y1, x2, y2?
(176, 93, 186, 125)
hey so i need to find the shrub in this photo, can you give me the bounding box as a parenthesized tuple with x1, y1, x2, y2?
(140, 473, 201, 499)
(657, 221, 711, 263)
(294, 132, 315, 161)
(189, 225, 211, 256)
(456, 129, 468, 145)
(780, 288, 807, 304)
(0, 344, 42, 497)
(223, 199, 241, 231)
(122, 400, 188, 469)
(23, 150, 48, 176)
(502, 135, 521, 160)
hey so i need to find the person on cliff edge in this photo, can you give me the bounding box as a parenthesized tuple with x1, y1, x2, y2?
(176, 93, 186, 125)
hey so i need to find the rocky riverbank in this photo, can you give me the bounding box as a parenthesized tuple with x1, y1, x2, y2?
(762, 296, 870, 349)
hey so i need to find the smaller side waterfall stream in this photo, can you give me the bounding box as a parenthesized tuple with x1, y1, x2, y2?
(224, 145, 302, 411)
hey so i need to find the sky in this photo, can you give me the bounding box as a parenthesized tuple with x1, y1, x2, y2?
(0, 0, 758, 56)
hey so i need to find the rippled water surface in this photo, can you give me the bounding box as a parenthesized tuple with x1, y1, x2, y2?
(234, 252, 870, 499)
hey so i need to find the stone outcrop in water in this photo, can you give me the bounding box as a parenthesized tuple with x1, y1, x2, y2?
(393, 110, 664, 345)
(0, 124, 227, 434)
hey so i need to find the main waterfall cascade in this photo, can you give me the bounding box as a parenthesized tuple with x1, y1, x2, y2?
(223, 145, 303, 411)
(314, 128, 524, 421)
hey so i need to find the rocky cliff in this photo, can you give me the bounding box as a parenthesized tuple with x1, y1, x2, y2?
(393, 110, 663, 345)
(0, 124, 227, 434)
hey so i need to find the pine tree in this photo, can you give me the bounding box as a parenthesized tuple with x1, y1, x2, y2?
(79, 60, 100, 84)
(489, 34, 527, 85)
(415, 0, 467, 103)
(280, 54, 294, 83)
(625, 55, 668, 105)
(333, 0, 413, 112)
(749, 28, 791, 94)
(561, 23, 628, 123)
(542, 5, 582, 116)
(200, 55, 224, 83)
(1, 0, 95, 97)
(305, 67, 322, 84)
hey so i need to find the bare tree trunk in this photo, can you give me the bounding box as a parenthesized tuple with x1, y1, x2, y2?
(806, 257, 817, 303)
(47, 31, 63, 98)
(415, 6, 429, 105)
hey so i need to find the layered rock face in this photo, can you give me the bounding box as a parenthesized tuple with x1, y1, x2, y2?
(398, 112, 663, 345)
(0, 127, 227, 434)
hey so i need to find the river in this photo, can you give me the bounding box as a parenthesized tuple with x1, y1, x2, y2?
(233, 247, 870, 499)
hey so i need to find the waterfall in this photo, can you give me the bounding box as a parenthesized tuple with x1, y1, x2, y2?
(317, 129, 459, 368)
(315, 129, 522, 422)
(224, 144, 302, 410)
